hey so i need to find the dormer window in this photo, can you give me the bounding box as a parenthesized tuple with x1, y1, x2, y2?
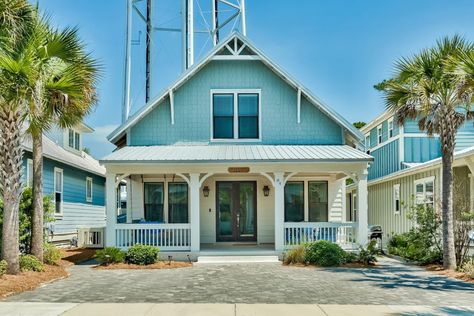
(377, 125, 382, 144)
(211, 89, 261, 141)
(68, 129, 81, 151)
(388, 119, 394, 138)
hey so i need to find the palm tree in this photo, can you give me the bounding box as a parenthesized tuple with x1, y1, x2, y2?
(0, 0, 33, 274)
(376, 36, 474, 270)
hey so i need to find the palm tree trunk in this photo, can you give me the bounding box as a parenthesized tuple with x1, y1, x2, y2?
(30, 132, 43, 261)
(441, 129, 457, 270)
(0, 106, 23, 274)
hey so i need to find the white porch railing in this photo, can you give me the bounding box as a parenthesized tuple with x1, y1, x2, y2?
(283, 222, 357, 249)
(78, 227, 105, 248)
(115, 223, 191, 251)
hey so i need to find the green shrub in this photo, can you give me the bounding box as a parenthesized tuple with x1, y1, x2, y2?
(0, 260, 7, 276)
(344, 251, 358, 264)
(43, 243, 62, 265)
(20, 254, 44, 272)
(304, 240, 346, 267)
(357, 239, 378, 265)
(125, 244, 159, 265)
(460, 258, 474, 279)
(96, 247, 125, 265)
(283, 245, 306, 264)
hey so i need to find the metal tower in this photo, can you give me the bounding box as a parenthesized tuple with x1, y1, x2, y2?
(122, 0, 247, 123)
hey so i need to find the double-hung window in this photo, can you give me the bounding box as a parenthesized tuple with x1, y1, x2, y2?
(393, 184, 400, 214)
(212, 90, 260, 140)
(388, 119, 394, 138)
(168, 182, 189, 223)
(284, 181, 329, 222)
(54, 168, 63, 214)
(144, 183, 164, 222)
(86, 177, 93, 202)
(68, 129, 81, 151)
(365, 134, 370, 153)
(377, 125, 382, 144)
(414, 177, 435, 209)
(308, 181, 328, 222)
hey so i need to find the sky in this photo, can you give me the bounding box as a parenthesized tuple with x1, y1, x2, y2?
(34, 0, 474, 158)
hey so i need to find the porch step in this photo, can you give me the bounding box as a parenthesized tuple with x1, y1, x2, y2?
(196, 255, 280, 264)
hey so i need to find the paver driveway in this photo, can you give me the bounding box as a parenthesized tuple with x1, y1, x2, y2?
(7, 257, 474, 305)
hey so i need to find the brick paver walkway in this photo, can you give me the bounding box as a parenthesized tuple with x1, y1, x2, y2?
(7, 257, 474, 305)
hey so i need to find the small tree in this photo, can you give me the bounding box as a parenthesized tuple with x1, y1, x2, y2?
(453, 180, 474, 266)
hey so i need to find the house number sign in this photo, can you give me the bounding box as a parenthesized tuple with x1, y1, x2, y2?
(228, 167, 250, 173)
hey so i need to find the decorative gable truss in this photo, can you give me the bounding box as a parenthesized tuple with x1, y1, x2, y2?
(212, 37, 260, 60)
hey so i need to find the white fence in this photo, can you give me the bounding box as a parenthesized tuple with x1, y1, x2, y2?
(115, 223, 192, 251)
(78, 227, 105, 248)
(283, 222, 357, 249)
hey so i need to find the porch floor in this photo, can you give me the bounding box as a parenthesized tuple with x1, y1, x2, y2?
(199, 243, 279, 256)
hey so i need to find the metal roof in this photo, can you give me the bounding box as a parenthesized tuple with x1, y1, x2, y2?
(23, 135, 106, 176)
(101, 145, 373, 164)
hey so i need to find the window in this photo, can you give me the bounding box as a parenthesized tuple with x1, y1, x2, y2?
(365, 134, 370, 153)
(388, 119, 394, 138)
(414, 177, 435, 209)
(68, 129, 81, 151)
(54, 168, 63, 214)
(143, 183, 164, 222)
(377, 125, 382, 144)
(86, 177, 93, 202)
(168, 183, 188, 223)
(212, 90, 260, 140)
(308, 181, 328, 222)
(393, 184, 400, 214)
(284, 182, 304, 222)
(26, 159, 33, 187)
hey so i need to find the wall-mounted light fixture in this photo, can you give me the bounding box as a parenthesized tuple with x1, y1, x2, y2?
(203, 186, 210, 197)
(263, 185, 270, 197)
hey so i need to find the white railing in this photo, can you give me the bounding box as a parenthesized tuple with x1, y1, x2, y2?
(115, 223, 191, 251)
(78, 227, 105, 248)
(283, 222, 357, 249)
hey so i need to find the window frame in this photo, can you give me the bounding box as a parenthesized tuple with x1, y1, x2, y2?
(86, 177, 93, 203)
(284, 181, 305, 222)
(414, 176, 435, 209)
(143, 182, 165, 223)
(377, 125, 383, 144)
(388, 118, 394, 138)
(53, 167, 63, 215)
(308, 181, 329, 222)
(167, 182, 189, 224)
(67, 128, 81, 151)
(393, 183, 400, 214)
(210, 89, 262, 142)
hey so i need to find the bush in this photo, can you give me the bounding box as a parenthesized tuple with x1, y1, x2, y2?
(460, 258, 474, 279)
(43, 243, 62, 265)
(96, 247, 125, 265)
(0, 260, 7, 276)
(125, 244, 159, 265)
(283, 245, 306, 264)
(20, 254, 44, 272)
(304, 241, 346, 267)
(357, 240, 378, 265)
(344, 251, 358, 264)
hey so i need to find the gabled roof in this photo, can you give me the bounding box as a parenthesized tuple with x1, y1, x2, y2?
(108, 32, 363, 144)
(101, 144, 373, 164)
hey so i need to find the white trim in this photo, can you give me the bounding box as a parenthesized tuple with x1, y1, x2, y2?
(414, 176, 435, 207)
(169, 89, 175, 125)
(53, 167, 64, 215)
(364, 133, 370, 151)
(86, 177, 93, 203)
(369, 134, 401, 152)
(66, 128, 82, 152)
(26, 158, 33, 187)
(360, 110, 394, 134)
(388, 118, 394, 138)
(211, 55, 261, 61)
(469, 173, 474, 212)
(399, 124, 405, 163)
(377, 125, 383, 145)
(210, 89, 262, 142)
(297, 88, 301, 124)
(393, 183, 400, 215)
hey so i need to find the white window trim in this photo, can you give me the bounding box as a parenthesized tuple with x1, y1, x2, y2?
(365, 133, 370, 150)
(393, 183, 400, 215)
(86, 177, 93, 203)
(377, 125, 383, 145)
(53, 167, 64, 215)
(414, 176, 435, 206)
(66, 128, 82, 152)
(210, 89, 262, 142)
(26, 158, 33, 187)
(388, 118, 394, 138)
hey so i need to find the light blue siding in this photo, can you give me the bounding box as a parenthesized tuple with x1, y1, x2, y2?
(370, 128, 378, 148)
(403, 118, 422, 133)
(404, 137, 441, 163)
(455, 119, 474, 151)
(381, 120, 388, 143)
(130, 60, 343, 146)
(368, 139, 399, 180)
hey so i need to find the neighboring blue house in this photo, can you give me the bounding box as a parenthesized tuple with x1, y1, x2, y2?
(101, 33, 373, 258)
(22, 122, 106, 245)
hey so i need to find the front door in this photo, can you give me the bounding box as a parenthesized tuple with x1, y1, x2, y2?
(216, 181, 257, 242)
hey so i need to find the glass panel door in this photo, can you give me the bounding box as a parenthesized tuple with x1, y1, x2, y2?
(238, 182, 256, 239)
(217, 182, 233, 240)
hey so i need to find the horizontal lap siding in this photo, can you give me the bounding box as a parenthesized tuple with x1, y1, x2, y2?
(52, 202, 105, 234)
(368, 168, 440, 245)
(130, 60, 343, 146)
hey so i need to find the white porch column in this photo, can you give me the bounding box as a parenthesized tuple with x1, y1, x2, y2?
(105, 172, 117, 247)
(189, 173, 200, 252)
(274, 172, 285, 252)
(356, 169, 369, 246)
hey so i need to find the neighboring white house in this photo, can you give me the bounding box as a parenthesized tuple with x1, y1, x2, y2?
(101, 33, 373, 258)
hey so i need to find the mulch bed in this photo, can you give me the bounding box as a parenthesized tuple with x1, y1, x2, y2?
(0, 247, 97, 299)
(93, 261, 192, 270)
(425, 264, 474, 284)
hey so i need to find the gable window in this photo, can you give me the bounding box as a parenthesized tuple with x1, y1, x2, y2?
(365, 134, 370, 153)
(86, 177, 93, 203)
(415, 177, 435, 209)
(144, 182, 164, 222)
(308, 181, 328, 222)
(26, 159, 33, 187)
(54, 168, 63, 214)
(68, 129, 81, 151)
(168, 182, 188, 223)
(393, 184, 400, 214)
(388, 119, 394, 138)
(377, 125, 382, 144)
(211, 90, 260, 140)
(284, 182, 304, 222)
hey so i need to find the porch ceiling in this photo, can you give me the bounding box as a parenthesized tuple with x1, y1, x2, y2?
(101, 144, 373, 164)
